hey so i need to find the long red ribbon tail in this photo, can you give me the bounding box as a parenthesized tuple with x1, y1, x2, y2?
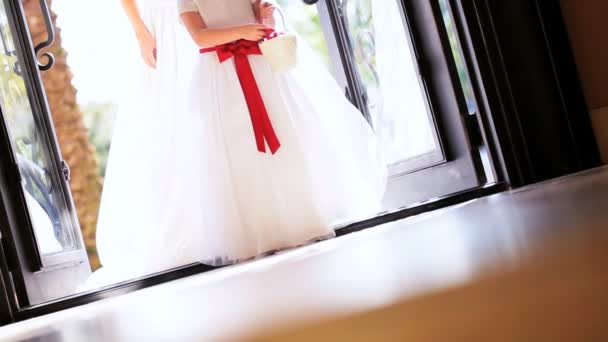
(233, 54, 281, 154)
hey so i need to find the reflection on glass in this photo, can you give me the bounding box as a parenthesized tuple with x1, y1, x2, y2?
(438, 0, 477, 114)
(0, 2, 78, 256)
(341, 0, 439, 166)
(276, 0, 331, 67)
(278, 0, 441, 169)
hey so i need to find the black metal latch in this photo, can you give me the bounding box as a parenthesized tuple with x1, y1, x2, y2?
(60, 160, 70, 182)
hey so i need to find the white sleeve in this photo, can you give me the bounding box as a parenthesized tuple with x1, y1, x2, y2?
(178, 0, 198, 13)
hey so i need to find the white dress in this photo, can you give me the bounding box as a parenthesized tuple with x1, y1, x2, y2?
(88, 0, 198, 287)
(177, 0, 387, 266)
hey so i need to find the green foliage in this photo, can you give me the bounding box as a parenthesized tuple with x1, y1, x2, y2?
(276, 0, 330, 65)
(0, 54, 41, 161)
(80, 102, 116, 177)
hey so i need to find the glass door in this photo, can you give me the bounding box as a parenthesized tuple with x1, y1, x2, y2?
(0, 0, 89, 307)
(0, 0, 491, 314)
(283, 0, 487, 211)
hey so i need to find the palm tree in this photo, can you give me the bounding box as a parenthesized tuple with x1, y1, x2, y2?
(22, 0, 102, 269)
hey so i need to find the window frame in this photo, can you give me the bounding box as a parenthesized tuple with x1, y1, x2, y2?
(318, 0, 449, 176)
(452, 0, 601, 185)
(0, 0, 85, 269)
(0, 0, 90, 308)
(315, 0, 492, 210)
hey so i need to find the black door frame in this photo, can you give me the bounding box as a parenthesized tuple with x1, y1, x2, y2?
(452, 0, 600, 186)
(0, 0, 600, 325)
(0, 0, 90, 310)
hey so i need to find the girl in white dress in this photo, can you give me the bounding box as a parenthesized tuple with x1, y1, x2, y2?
(88, 0, 198, 286)
(178, 0, 387, 266)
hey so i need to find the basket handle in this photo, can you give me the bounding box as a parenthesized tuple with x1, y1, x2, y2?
(266, 2, 288, 32)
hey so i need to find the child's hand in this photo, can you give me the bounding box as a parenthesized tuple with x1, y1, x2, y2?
(136, 28, 157, 69)
(253, 0, 276, 27)
(259, 2, 276, 23)
(238, 23, 269, 41)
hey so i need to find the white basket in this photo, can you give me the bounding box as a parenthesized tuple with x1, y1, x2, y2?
(259, 6, 298, 73)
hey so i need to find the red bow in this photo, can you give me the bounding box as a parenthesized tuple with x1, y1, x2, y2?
(200, 34, 281, 155)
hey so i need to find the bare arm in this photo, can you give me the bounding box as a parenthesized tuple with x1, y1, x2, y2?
(180, 11, 268, 48)
(121, 0, 156, 68)
(121, 0, 148, 39)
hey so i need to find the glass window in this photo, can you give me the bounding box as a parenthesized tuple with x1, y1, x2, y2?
(0, 1, 80, 256)
(279, 0, 444, 172)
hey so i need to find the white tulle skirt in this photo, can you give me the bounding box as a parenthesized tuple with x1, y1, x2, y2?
(88, 1, 199, 288)
(87, 9, 387, 289)
(179, 37, 388, 266)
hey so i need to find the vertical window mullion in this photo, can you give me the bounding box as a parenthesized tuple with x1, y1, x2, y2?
(317, 0, 371, 122)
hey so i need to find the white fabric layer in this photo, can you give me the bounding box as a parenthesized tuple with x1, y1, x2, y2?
(89, 1, 198, 288)
(176, 0, 387, 265)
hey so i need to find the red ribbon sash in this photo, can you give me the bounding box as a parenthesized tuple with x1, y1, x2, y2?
(200, 35, 281, 155)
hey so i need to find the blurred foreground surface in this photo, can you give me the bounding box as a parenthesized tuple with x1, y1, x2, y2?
(1, 167, 607, 341)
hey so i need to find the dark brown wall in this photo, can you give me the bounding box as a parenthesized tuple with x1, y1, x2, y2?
(561, 0, 608, 162)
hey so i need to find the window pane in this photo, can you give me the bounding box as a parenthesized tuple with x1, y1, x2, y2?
(279, 0, 443, 171)
(0, 1, 79, 256)
(338, 0, 442, 167)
